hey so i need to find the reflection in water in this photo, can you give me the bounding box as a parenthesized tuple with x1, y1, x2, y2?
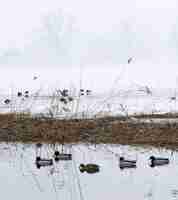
(0, 143, 177, 200)
(144, 186, 153, 200)
(171, 189, 178, 200)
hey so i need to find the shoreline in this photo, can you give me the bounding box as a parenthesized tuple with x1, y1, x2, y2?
(0, 113, 178, 149)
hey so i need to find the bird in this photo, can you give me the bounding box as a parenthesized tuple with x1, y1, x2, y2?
(79, 164, 100, 173)
(149, 156, 169, 167)
(170, 96, 176, 101)
(80, 89, 85, 96)
(68, 96, 74, 102)
(24, 94, 29, 98)
(24, 91, 29, 94)
(4, 99, 11, 104)
(60, 89, 69, 97)
(128, 57, 132, 64)
(86, 90, 92, 95)
(54, 151, 72, 161)
(35, 157, 53, 169)
(119, 157, 137, 169)
(17, 92, 22, 97)
(33, 76, 38, 80)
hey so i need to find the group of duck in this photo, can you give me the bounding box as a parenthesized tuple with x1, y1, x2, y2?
(35, 151, 72, 169)
(119, 156, 169, 169)
(58, 89, 92, 97)
(79, 156, 170, 173)
(35, 155, 169, 173)
(4, 90, 30, 105)
(35, 142, 72, 169)
(35, 155, 100, 173)
(35, 143, 169, 172)
(57, 88, 92, 105)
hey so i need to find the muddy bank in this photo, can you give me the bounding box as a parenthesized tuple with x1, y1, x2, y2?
(0, 113, 178, 148)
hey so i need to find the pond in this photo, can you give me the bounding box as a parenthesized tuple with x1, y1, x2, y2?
(0, 143, 178, 200)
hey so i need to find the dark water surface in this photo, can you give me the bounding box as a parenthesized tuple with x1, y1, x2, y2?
(0, 143, 178, 200)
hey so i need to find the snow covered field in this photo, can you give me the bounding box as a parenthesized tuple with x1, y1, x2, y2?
(0, 66, 178, 118)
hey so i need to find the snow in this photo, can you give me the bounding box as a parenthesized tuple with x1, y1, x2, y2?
(0, 66, 177, 118)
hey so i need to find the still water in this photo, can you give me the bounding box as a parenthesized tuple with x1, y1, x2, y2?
(0, 143, 178, 200)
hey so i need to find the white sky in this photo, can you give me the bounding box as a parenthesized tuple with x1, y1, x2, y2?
(0, 0, 177, 48)
(0, 0, 178, 88)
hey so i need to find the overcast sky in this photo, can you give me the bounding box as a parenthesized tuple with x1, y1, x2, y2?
(0, 0, 178, 64)
(0, 0, 178, 89)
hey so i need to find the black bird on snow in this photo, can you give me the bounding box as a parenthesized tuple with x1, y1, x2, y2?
(4, 99, 11, 104)
(128, 57, 132, 64)
(33, 76, 38, 80)
(17, 92, 22, 97)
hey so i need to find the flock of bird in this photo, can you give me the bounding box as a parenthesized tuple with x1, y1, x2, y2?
(4, 90, 30, 105)
(119, 156, 169, 169)
(3, 88, 92, 106)
(35, 143, 170, 173)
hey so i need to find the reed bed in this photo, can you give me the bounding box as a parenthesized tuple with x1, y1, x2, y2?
(0, 113, 178, 149)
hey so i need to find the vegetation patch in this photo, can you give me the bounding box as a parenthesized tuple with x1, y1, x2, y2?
(0, 113, 178, 148)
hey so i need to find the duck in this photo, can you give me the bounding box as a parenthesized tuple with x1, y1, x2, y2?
(54, 151, 72, 161)
(119, 157, 137, 169)
(35, 157, 53, 169)
(86, 90, 92, 95)
(128, 57, 132, 64)
(33, 76, 38, 80)
(4, 99, 11, 104)
(17, 92, 22, 97)
(79, 164, 100, 173)
(25, 90, 29, 94)
(149, 156, 169, 167)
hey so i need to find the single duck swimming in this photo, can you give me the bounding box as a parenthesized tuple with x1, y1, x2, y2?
(149, 156, 169, 167)
(119, 157, 137, 169)
(79, 164, 100, 173)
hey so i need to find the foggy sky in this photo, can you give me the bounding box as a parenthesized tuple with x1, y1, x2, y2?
(0, 0, 178, 89)
(0, 0, 178, 66)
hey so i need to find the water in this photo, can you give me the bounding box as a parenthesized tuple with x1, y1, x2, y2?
(0, 143, 178, 200)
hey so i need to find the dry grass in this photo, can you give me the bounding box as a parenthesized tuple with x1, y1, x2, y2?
(132, 112, 178, 119)
(0, 113, 178, 148)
